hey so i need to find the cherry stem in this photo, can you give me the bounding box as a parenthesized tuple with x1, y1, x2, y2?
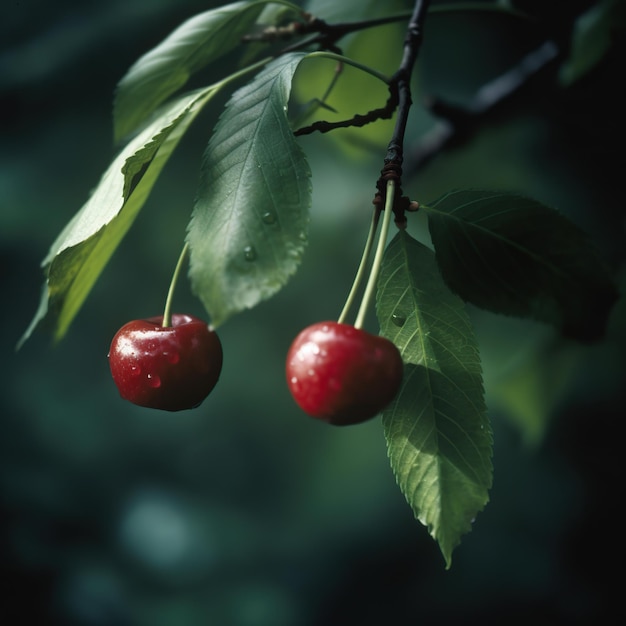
(162, 242, 189, 328)
(338, 207, 381, 325)
(354, 179, 396, 330)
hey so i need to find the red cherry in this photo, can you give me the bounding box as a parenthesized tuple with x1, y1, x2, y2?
(108, 313, 222, 411)
(286, 321, 403, 425)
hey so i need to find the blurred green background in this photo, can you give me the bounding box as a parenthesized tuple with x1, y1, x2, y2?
(2, 1, 624, 624)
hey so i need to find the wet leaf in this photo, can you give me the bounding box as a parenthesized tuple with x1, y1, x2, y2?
(187, 53, 311, 327)
(377, 230, 492, 568)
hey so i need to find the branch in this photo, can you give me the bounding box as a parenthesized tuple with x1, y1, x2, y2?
(383, 0, 430, 166)
(293, 89, 398, 137)
(243, 11, 414, 55)
(406, 39, 560, 172)
(376, 0, 431, 226)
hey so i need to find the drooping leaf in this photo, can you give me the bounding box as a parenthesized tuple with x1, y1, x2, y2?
(377, 230, 492, 569)
(423, 189, 619, 342)
(187, 53, 311, 327)
(113, 0, 276, 143)
(19, 87, 216, 347)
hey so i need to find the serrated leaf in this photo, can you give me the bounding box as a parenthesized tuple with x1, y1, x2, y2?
(187, 53, 311, 327)
(19, 87, 215, 347)
(113, 0, 270, 142)
(424, 189, 619, 342)
(377, 230, 492, 569)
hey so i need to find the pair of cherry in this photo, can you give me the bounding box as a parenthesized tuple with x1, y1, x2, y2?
(110, 185, 404, 423)
(108, 315, 403, 425)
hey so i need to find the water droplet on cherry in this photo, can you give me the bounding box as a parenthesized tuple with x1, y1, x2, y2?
(130, 365, 141, 377)
(147, 374, 161, 388)
(329, 378, 342, 391)
(166, 352, 180, 364)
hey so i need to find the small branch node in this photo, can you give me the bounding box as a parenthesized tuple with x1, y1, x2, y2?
(373, 162, 415, 228)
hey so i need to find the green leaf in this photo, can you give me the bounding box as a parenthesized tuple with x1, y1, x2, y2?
(476, 315, 582, 446)
(424, 189, 619, 342)
(19, 87, 216, 347)
(559, 0, 626, 85)
(377, 230, 492, 569)
(187, 53, 311, 327)
(113, 0, 272, 143)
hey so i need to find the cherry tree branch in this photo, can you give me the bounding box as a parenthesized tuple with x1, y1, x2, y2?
(406, 39, 559, 172)
(244, 11, 414, 55)
(383, 0, 430, 167)
(293, 90, 398, 137)
(375, 0, 431, 226)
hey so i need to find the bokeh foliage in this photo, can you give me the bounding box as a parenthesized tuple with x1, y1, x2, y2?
(2, 0, 624, 623)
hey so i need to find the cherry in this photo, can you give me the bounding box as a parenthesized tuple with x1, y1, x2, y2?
(286, 321, 403, 425)
(108, 313, 222, 411)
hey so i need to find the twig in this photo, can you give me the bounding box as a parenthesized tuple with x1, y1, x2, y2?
(294, 90, 398, 137)
(375, 0, 431, 226)
(383, 0, 430, 167)
(244, 11, 415, 55)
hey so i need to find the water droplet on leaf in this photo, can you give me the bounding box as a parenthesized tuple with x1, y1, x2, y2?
(262, 211, 276, 224)
(243, 246, 257, 262)
(391, 314, 406, 327)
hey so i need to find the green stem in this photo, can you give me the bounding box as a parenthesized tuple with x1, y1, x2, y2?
(213, 56, 275, 91)
(354, 180, 395, 330)
(305, 51, 392, 85)
(338, 207, 381, 325)
(162, 242, 189, 328)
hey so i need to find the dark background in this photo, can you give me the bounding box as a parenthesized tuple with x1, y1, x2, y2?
(2, 0, 624, 624)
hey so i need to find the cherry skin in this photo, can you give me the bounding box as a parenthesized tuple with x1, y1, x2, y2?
(108, 313, 222, 411)
(286, 321, 403, 425)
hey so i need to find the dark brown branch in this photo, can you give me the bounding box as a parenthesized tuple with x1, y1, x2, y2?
(384, 0, 430, 166)
(243, 11, 414, 56)
(406, 39, 560, 172)
(290, 5, 430, 144)
(376, 0, 431, 226)
(293, 88, 399, 137)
